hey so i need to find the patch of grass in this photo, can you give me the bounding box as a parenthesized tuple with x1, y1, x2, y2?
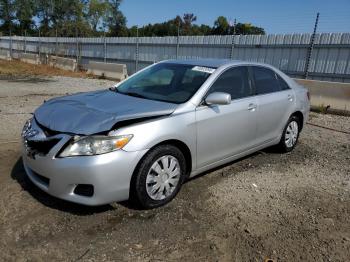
(311, 105, 350, 117)
(311, 104, 330, 114)
(0, 59, 90, 78)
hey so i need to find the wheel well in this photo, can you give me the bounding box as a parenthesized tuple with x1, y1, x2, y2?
(129, 139, 192, 201)
(153, 140, 192, 176)
(291, 111, 304, 130)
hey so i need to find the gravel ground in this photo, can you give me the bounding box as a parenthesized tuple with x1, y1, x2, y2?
(0, 75, 349, 262)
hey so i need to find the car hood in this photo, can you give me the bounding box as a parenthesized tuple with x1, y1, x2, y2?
(34, 90, 177, 135)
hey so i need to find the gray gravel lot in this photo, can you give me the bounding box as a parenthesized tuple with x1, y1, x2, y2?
(0, 75, 349, 262)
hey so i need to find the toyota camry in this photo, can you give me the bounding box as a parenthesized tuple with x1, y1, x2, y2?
(22, 59, 310, 208)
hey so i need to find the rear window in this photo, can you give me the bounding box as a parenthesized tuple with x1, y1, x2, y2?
(277, 74, 290, 90)
(252, 67, 281, 95)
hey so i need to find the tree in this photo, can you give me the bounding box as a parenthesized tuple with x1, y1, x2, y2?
(14, 0, 36, 35)
(191, 24, 212, 35)
(182, 13, 196, 35)
(0, 0, 15, 35)
(2, 1, 266, 37)
(87, 0, 109, 32)
(36, 0, 92, 37)
(36, 0, 53, 35)
(183, 13, 197, 25)
(138, 17, 182, 37)
(212, 16, 230, 35)
(105, 0, 127, 36)
(212, 16, 265, 35)
(235, 22, 265, 35)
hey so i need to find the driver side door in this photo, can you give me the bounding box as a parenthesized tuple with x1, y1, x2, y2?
(195, 66, 258, 168)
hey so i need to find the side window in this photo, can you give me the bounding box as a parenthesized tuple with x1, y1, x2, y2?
(276, 74, 290, 90)
(209, 67, 252, 100)
(252, 67, 281, 95)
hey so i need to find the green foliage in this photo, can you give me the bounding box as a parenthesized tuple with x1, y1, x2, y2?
(87, 0, 109, 32)
(0, 1, 265, 37)
(104, 0, 128, 36)
(0, 0, 15, 34)
(235, 23, 265, 35)
(14, 0, 36, 34)
(213, 16, 230, 35)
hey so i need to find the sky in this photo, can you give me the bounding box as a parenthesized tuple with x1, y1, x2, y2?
(120, 0, 350, 34)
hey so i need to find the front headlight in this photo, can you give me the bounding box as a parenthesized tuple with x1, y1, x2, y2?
(21, 118, 33, 138)
(59, 135, 133, 157)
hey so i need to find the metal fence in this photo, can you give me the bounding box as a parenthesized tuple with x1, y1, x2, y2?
(1, 33, 350, 82)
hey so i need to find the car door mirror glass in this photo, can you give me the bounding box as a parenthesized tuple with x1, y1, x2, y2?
(205, 92, 231, 105)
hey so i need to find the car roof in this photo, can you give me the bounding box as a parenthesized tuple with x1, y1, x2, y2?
(164, 58, 241, 68)
(163, 59, 279, 69)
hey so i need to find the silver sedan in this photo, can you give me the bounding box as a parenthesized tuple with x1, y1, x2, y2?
(22, 59, 310, 208)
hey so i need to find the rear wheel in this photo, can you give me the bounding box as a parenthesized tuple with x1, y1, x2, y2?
(277, 115, 300, 152)
(131, 145, 186, 209)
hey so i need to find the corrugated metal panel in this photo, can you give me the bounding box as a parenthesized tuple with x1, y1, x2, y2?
(1, 33, 349, 81)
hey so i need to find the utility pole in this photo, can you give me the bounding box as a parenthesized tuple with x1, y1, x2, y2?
(135, 27, 139, 72)
(24, 30, 27, 53)
(38, 30, 41, 58)
(9, 27, 13, 58)
(76, 26, 79, 66)
(230, 18, 237, 60)
(55, 28, 58, 57)
(176, 21, 180, 59)
(9, 19, 13, 58)
(104, 32, 107, 63)
(304, 12, 319, 79)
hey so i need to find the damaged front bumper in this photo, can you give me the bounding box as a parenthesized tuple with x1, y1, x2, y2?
(21, 120, 148, 206)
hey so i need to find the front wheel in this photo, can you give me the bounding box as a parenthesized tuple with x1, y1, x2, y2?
(131, 145, 186, 209)
(277, 116, 300, 153)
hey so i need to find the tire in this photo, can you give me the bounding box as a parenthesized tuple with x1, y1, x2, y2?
(130, 144, 187, 209)
(277, 115, 301, 153)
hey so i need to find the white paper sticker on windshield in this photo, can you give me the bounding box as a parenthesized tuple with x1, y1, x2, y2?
(192, 66, 215, 74)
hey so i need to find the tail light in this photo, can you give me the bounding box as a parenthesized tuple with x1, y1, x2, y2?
(306, 91, 310, 101)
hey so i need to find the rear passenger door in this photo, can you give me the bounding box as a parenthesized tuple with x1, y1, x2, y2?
(251, 66, 295, 145)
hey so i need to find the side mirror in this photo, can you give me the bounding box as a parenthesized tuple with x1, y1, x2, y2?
(205, 92, 231, 105)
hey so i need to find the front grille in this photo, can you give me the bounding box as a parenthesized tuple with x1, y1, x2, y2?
(26, 138, 61, 155)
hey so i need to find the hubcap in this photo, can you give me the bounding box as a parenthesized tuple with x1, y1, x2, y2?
(285, 120, 299, 148)
(146, 155, 181, 200)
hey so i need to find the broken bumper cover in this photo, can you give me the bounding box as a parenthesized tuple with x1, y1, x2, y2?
(22, 140, 148, 206)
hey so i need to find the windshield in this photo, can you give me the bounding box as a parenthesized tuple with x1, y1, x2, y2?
(116, 63, 215, 104)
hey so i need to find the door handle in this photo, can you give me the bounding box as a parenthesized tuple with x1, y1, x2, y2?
(248, 103, 257, 111)
(287, 94, 294, 101)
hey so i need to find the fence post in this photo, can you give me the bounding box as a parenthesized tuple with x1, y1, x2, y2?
(304, 12, 319, 79)
(9, 30, 13, 58)
(55, 28, 58, 56)
(76, 37, 79, 68)
(229, 19, 236, 60)
(24, 30, 27, 53)
(38, 30, 41, 58)
(176, 23, 180, 59)
(135, 27, 139, 72)
(104, 34, 107, 63)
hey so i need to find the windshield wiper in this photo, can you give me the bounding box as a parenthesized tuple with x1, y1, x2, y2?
(109, 86, 118, 92)
(122, 92, 148, 99)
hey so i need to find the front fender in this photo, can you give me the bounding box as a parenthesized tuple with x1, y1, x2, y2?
(111, 111, 197, 169)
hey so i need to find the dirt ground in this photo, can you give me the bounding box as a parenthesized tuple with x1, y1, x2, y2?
(0, 59, 90, 79)
(0, 74, 349, 262)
